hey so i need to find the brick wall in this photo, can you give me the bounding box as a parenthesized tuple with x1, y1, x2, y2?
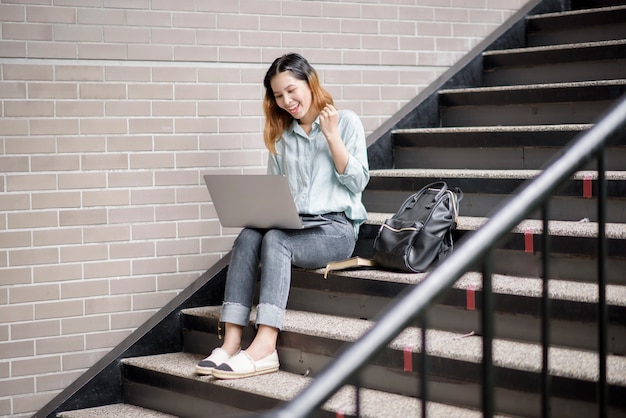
(0, 0, 530, 416)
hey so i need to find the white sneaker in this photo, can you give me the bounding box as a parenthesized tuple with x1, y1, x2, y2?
(212, 350, 280, 380)
(195, 347, 238, 376)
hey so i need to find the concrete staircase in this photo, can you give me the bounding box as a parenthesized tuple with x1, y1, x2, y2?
(53, 1, 626, 418)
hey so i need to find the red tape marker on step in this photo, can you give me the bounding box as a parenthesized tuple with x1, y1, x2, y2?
(583, 175, 592, 199)
(404, 346, 413, 372)
(336, 412, 344, 418)
(525, 229, 534, 253)
(466, 286, 475, 310)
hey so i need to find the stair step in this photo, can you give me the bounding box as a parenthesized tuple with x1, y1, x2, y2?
(292, 222, 626, 353)
(438, 79, 626, 126)
(181, 307, 626, 417)
(482, 39, 626, 85)
(389, 124, 626, 170)
(288, 264, 626, 354)
(121, 351, 488, 418)
(527, 5, 626, 46)
(365, 213, 626, 240)
(355, 214, 626, 285)
(392, 125, 591, 147)
(363, 169, 626, 222)
(57, 404, 176, 417)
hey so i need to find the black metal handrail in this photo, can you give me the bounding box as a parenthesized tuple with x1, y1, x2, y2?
(258, 94, 626, 418)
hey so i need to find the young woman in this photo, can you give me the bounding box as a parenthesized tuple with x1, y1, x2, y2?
(196, 53, 369, 380)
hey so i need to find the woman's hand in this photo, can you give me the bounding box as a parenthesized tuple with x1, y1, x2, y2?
(319, 104, 349, 174)
(319, 104, 339, 142)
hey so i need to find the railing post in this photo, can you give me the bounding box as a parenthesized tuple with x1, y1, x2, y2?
(481, 253, 494, 418)
(355, 374, 362, 418)
(597, 150, 608, 418)
(420, 316, 428, 418)
(541, 202, 551, 418)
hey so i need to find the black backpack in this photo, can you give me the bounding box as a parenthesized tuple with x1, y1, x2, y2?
(372, 181, 463, 273)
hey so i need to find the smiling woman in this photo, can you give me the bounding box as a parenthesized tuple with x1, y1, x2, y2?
(195, 53, 370, 380)
(262, 53, 334, 152)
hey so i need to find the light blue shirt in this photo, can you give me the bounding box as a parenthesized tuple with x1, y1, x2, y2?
(267, 109, 370, 237)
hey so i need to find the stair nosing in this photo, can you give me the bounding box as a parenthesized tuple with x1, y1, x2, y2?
(57, 404, 178, 418)
(311, 266, 626, 308)
(483, 38, 626, 57)
(366, 213, 626, 240)
(438, 78, 626, 95)
(527, 4, 626, 21)
(179, 307, 626, 385)
(121, 351, 487, 418)
(391, 124, 592, 135)
(368, 168, 626, 181)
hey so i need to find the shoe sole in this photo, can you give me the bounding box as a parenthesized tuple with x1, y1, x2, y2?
(211, 365, 279, 380)
(195, 365, 215, 376)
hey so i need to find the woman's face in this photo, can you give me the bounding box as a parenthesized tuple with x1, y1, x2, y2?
(270, 70, 314, 123)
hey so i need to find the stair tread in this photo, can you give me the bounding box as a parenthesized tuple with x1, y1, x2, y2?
(122, 351, 491, 418)
(313, 267, 626, 307)
(182, 307, 626, 385)
(440, 77, 626, 94)
(369, 168, 626, 181)
(392, 124, 591, 135)
(366, 212, 626, 240)
(483, 38, 626, 57)
(528, 4, 626, 21)
(57, 404, 177, 418)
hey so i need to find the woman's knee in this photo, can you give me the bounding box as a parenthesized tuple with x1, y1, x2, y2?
(260, 229, 289, 252)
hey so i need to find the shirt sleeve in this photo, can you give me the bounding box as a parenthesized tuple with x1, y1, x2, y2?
(267, 151, 281, 175)
(335, 110, 370, 195)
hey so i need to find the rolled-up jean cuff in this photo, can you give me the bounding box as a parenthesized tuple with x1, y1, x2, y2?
(220, 302, 251, 327)
(255, 303, 285, 330)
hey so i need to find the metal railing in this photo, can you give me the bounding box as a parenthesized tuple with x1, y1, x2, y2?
(258, 95, 626, 418)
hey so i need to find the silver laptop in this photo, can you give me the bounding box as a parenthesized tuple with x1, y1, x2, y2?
(203, 174, 331, 229)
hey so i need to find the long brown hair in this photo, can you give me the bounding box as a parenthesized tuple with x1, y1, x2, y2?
(263, 53, 333, 154)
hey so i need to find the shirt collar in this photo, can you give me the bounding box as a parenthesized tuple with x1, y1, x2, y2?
(288, 117, 320, 136)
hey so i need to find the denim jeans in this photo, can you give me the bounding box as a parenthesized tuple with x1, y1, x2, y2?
(220, 213, 356, 330)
